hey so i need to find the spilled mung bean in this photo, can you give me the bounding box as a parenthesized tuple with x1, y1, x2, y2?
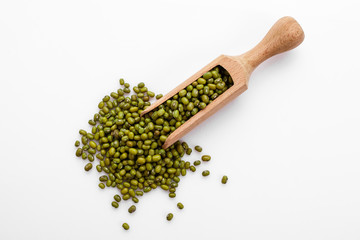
(122, 223, 129, 230)
(221, 175, 228, 184)
(75, 66, 233, 230)
(166, 213, 173, 221)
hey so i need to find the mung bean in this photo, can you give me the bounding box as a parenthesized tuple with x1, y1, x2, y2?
(194, 160, 201, 166)
(128, 205, 136, 213)
(194, 145, 202, 152)
(112, 201, 119, 208)
(201, 155, 211, 161)
(177, 202, 184, 209)
(114, 194, 121, 202)
(202, 170, 210, 176)
(122, 223, 129, 230)
(84, 163, 92, 171)
(166, 213, 173, 221)
(221, 175, 228, 184)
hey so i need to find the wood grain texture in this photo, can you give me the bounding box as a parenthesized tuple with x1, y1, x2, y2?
(237, 16, 305, 74)
(141, 16, 304, 148)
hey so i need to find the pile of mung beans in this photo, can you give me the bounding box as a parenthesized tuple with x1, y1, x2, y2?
(75, 66, 232, 230)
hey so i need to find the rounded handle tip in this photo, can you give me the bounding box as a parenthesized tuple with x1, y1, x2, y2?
(239, 16, 305, 73)
(277, 16, 305, 51)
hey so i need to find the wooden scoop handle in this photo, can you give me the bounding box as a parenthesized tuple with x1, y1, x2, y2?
(237, 16, 304, 73)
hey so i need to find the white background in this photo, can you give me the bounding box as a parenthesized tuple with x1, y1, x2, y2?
(0, 0, 359, 239)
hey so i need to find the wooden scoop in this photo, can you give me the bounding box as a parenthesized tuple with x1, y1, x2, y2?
(141, 16, 304, 149)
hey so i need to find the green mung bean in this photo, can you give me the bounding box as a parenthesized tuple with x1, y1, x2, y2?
(194, 145, 202, 152)
(123, 194, 130, 200)
(75, 148, 82, 157)
(202, 170, 210, 176)
(79, 129, 87, 136)
(122, 223, 129, 230)
(201, 155, 211, 161)
(114, 194, 122, 202)
(136, 191, 143, 196)
(88, 154, 94, 162)
(128, 205, 136, 213)
(166, 213, 173, 221)
(147, 91, 155, 97)
(221, 175, 228, 184)
(177, 202, 184, 209)
(84, 163, 92, 171)
(194, 160, 201, 166)
(111, 201, 119, 208)
(183, 146, 190, 154)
